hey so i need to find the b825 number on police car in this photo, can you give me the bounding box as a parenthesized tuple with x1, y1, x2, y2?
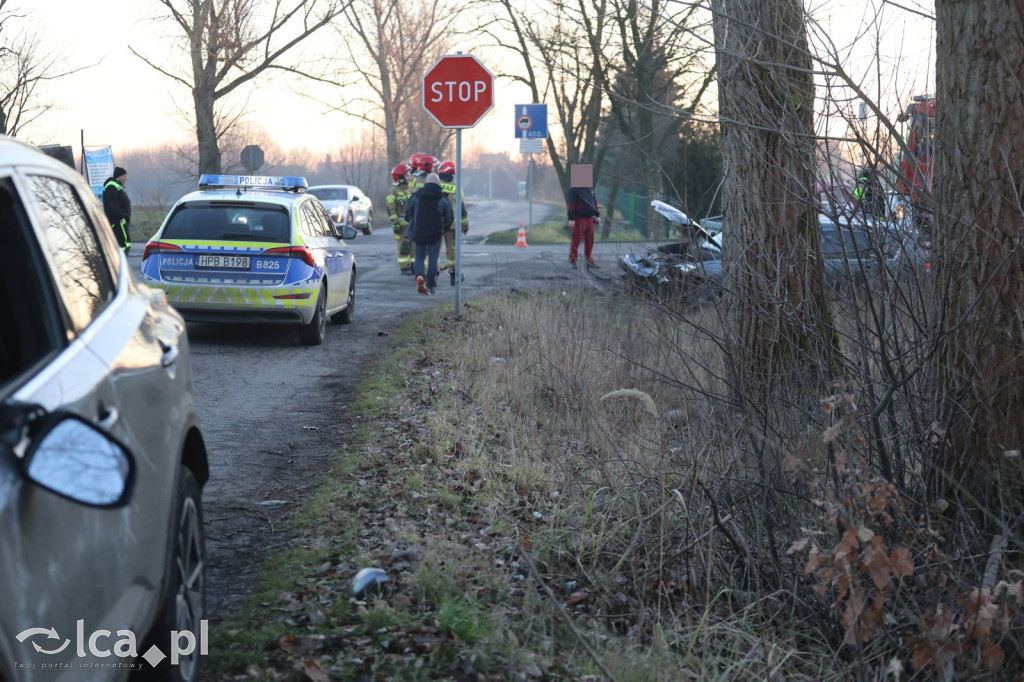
(254, 258, 283, 271)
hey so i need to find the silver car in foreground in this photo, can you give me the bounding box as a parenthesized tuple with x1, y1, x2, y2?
(0, 137, 208, 681)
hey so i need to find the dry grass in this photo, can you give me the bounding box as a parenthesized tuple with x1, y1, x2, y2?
(405, 267, 1023, 679)
(402, 287, 839, 678)
(210, 263, 1024, 680)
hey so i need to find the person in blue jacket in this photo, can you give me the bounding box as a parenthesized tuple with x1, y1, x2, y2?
(404, 173, 453, 295)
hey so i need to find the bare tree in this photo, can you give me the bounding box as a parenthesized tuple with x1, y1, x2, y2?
(711, 0, 837, 394)
(604, 0, 714, 237)
(930, 0, 1024, 520)
(490, 0, 613, 195)
(316, 0, 457, 164)
(133, 0, 347, 174)
(0, 2, 89, 137)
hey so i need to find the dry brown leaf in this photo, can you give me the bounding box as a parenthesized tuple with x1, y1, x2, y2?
(277, 634, 301, 656)
(565, 589, 589, 605)
(862, 537, 891, 590)
(890, 547, 914, 577)
(910, 644, 934, 671)
(302, 657, 332, 682)
(787, 537, 810, 555)
(834, 529, 859, 563)
(982, 640, 1005, 671)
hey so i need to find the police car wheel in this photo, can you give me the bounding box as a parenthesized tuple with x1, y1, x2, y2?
(331, 269, 355, 325)
(300, 284, 327, 345)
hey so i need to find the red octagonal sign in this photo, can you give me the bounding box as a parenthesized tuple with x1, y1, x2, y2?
(422, 54, 494, 129)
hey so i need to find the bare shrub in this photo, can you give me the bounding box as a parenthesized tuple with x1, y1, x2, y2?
(414, 266, 1024, 676)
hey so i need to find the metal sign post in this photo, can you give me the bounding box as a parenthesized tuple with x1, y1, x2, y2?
(454, 130, 463, 313)
(515, 104, 548, 233)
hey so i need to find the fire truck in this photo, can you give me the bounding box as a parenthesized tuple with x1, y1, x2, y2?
(896, 95, 935, 232)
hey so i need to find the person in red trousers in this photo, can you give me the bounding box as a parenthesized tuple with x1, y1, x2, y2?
(565, 164, 600, 269)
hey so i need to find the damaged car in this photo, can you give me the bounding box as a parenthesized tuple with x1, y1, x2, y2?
(620, 200, 892, 301)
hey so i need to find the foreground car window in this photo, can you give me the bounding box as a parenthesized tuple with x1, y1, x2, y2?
(0, 180, 65, 386)
(27, 175, 114, 336)
(163, 204, 291, 242)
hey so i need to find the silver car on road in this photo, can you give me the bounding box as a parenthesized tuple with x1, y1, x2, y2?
(307, 184, 374, 235)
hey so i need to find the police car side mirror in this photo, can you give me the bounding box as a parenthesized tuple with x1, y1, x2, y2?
(338, 225, 358, 240)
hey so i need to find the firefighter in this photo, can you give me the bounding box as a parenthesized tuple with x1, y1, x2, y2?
(852, 171, 869, 203)
(386, 163, 414, 274)
(407, 153, 435, 192)
(853, 167, 884, 218)
(437, 160, 469, 284)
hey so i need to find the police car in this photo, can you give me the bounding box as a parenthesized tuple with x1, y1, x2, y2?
(141, 174, 357, 345)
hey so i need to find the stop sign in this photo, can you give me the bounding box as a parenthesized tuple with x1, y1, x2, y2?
(240, 145, 264, 172)
(422, 54, 494, 128)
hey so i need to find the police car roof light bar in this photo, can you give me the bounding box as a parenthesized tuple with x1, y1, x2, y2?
(198, 174, 308, 191)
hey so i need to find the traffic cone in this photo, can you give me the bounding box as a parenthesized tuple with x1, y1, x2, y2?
(515, 222, 529, 247)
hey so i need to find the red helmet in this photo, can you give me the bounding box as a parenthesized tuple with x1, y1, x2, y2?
(408, 153, 424, 171)
(437, 160, 455, 176)
(391, 163, 410, 182)
(419, 154, 436, 172)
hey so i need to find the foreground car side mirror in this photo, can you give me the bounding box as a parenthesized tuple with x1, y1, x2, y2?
(338, 225, 358, 240)
(23, 413, 135, 508)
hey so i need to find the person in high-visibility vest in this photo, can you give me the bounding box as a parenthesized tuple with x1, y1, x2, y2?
(852, 167, 884, 218)
(386, 163, 414, 274)
(437, 160, 469, 284)
(102, 166, 132, 254)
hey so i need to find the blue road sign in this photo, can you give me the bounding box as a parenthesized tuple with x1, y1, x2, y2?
(514, 104, 548, 139)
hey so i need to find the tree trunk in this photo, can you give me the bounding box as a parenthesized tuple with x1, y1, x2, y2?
(194, 88, 222, 175)
(711, 0, 837, 397)
(930, 0, 1024, 519)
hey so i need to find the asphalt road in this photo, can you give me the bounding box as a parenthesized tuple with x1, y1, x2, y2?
(126, 197, 630, 619)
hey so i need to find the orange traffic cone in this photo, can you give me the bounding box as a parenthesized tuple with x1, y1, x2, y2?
(515, 222, 529, 247)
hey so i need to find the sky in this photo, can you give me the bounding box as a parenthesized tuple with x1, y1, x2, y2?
(25, 1, 933, 165)
(27, 0, 534, 164)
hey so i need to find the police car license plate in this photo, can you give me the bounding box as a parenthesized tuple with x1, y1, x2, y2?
(196, 254, 251, 270)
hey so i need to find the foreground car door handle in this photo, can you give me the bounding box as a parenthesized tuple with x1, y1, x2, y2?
(97, 405, 119, 430)
(159, 340, 179, 368)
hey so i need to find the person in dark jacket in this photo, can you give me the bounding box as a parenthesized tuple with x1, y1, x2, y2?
(102, 166, 132, 253)
(404, 173, 453, 295)
(566, 164, 600, 269)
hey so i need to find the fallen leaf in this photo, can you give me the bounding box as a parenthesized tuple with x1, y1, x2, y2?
(889, 547, 914, 577)
(787, 537, 810, 555)
(302, 657, 332, 681)
(277, 634, 301, 656)
(566, 589, 589, 605)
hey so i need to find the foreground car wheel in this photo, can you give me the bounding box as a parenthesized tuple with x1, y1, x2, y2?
(300, 284, 327, 345)
(137, 468, 204, 682)
(331, 270, 356, 325)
